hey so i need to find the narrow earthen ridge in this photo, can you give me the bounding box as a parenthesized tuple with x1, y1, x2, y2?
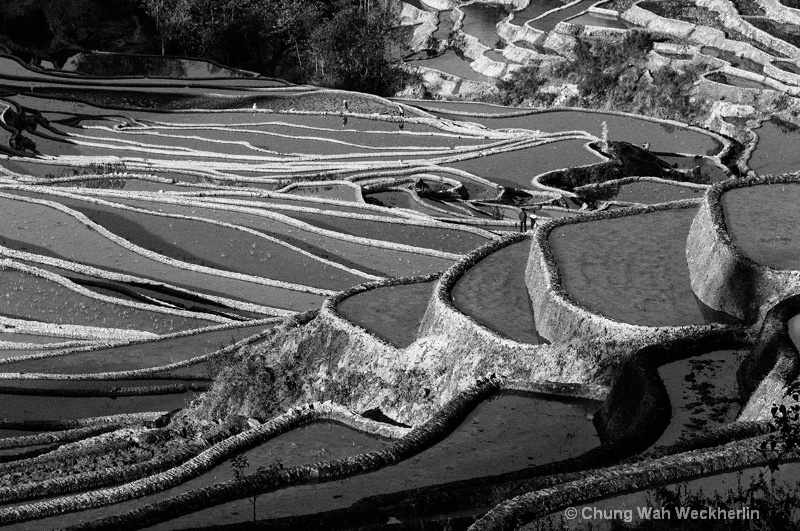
(527, 200, 738, 346)
(26, 379, 501, 530)
(686, 175, 800, 323)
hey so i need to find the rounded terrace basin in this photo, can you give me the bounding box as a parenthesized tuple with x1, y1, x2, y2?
(549, 205, 740, 327)
(430, 109, 723, 156)
(654, 349, 743, 447)
(722, 181, 800, 270)
(336, 280, 436, 348)
(452, 239, 543, 344)
(449, 139, 602, 189)
(748, 118, 800, 175)
(140, 394, 600, 530)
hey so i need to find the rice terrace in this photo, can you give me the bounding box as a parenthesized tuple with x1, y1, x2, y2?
(2, 0, 800, 529)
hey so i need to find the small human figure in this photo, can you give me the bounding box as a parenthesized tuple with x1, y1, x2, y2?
(342, 115, 348, 127)
(642, 142, 650, 151)
(342, 99, 349, 113)
(518, 208, 528, 232)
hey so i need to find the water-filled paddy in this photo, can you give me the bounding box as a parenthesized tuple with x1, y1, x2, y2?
(748, 119, 800, 174)
(0, 193, 325, 311)
(655, 349, 742, 447)
(282, 184, 360, 202)
(411, 50, 490, 82)
(708, 72, 775, 91)
(3, 421, 387, 531)
(452, 239, 543, 343)
(50, 197, 368, 291)
(460, 3, 507, 47)
(145, 394, 599, 529)
(609, 181, 705, 204)
(537, 463, 800, 530)
(722, 182, 800, 270)
(512, 0, 564, 24)
(549, 206, 739, 326)
(449, 139, 601, 189)
(429, 109, 723, 155)
(0, 390, 195, 423)
(700, 46, 764, 73)
(528, 0, 597, 32)
(0, 268, 211, 334)
(283, 210, 491, 255)
(484, 49, 518, 63)
(95, 195, 454, 277)
(773, 60, 800, 74)
(432, 10, 456, 40)
(337, 280, 436, 347)
(565, 12, 631, 29)
(0, 322, 271, 375)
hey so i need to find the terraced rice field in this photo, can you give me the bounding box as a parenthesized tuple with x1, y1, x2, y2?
(722, 182, 800, 270)
(655, 350, 742, 447)
(449, 138, 602, 189)
(549, 206, 738, 326)
(748, 118, 800, 175)
(609, 181, 706, 204)
(0, 40, 794, 531)
(336, 280, 436, 347)
(140, 394, 599, 530)
(461, 3, 508, 47)
(452, 239, 543, 343)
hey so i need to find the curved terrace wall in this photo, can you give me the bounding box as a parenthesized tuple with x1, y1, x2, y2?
(418, 233, 621, 387)
(527, 200, 741, 349)
(737, 294, 800, 422)
(686, 175, 800, 323)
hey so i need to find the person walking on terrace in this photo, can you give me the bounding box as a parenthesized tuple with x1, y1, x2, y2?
(518, 208, 528, 232)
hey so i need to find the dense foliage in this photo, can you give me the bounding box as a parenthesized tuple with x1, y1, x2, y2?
(138, 0, 411, 94)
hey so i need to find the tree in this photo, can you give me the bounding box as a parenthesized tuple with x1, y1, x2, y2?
(306, 0, 406, 95)
(139, 0, 193, 55)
